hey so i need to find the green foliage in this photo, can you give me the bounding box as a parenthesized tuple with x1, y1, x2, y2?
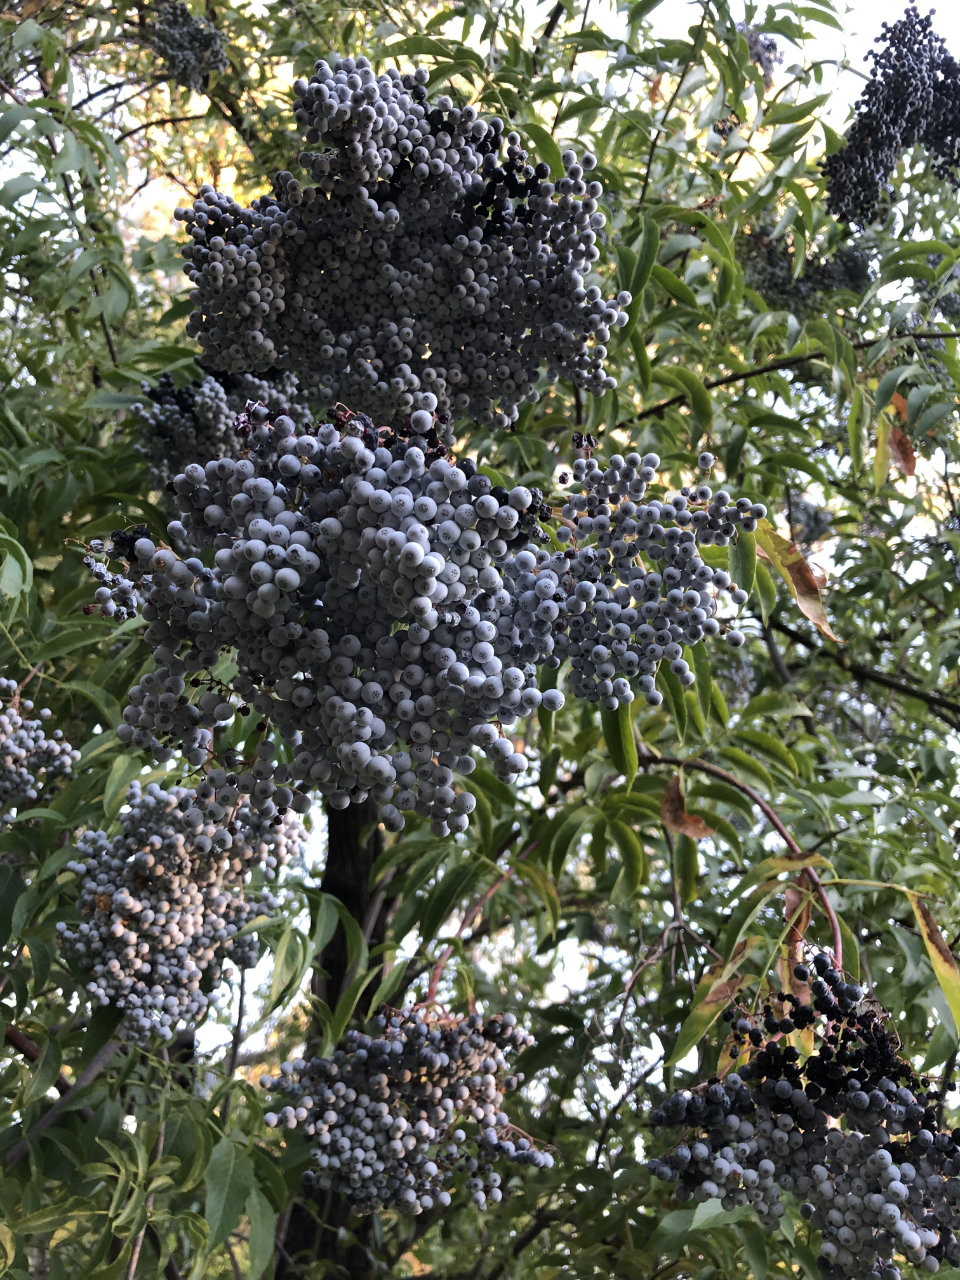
(2, 0, 960, 1277)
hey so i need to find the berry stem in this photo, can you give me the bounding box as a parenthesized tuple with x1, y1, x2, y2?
(656, 755, 842, 966)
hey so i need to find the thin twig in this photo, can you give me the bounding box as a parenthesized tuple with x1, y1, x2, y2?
(638, 9, 708, 205)
(426, 837, 537, 1002)
(635, 330, 960, 420)
(655, 755, 843, 965)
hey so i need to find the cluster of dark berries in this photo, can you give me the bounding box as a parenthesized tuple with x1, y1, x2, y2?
(177, 54, 629, 430)
(132, 0, 228, 92)
(552, 450, 761, 706)
(260, 1008, 552, 1213)
(736, 22, 783, 90)
(110, 407, 561, 836)
(739, 223, 872, 315)
(649, 951, 960, 1278)
(824, 7, 960, 224)
(130, 368, 313, 489)
(0, 678, 80, 829)
(85, 527, 153, 622)
(57, 780, 304, 1044)
(101, 404, 760, 828)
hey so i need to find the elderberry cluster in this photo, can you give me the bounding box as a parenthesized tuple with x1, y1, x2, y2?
(649, 952, 960, 1278)
(177, 54, 629, 430)
(58, 780, 303, 1044)
(113, 407, 560, 835)
(130, 369, 313, 489)
(260, 1008, 552, 1213)
(553, 452, 761, 706)
(824, 7, 960, 224)
(740, 224, 871, 315)
(133, 0, 228, 93)
(0, 679, 80, 829)
(736, 22, 783, 90)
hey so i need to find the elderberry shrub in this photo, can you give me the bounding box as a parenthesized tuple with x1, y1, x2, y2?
(824, 7, 960, 225)
(57, 780, 304, 1044)
(133, 0, 228, 93)
(648, 952, 960, 1278)
(177, 54, 629, 431)
(0, 678, 80, 829)
(129, 368, 314, 490)
(260, 1008, 552, 1214)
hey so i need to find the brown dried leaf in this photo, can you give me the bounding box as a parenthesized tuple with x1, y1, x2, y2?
(889, 424, 917, 477)
(661, 774, 715, 840)
(755, 520, 842, 644)
(649, 73, 663, 102)
(890, 391, 909, 421)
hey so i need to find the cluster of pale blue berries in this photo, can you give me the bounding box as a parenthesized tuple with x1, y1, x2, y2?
(0, 678, 80, 829)
(177, 54, 629, 429)
(57, 780, 303, 1044)
(113, 408, 562, 835)
(261, 1008, 551, 1213)
(553, 451, 762, 707)
(133, 0, 228, 93)
(130, 368, 313, 488)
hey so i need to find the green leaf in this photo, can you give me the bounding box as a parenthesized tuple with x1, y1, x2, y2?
(691, 642, 711, 722)
(245, 1186, 277, 1280)
(729, 530, 756, 596)
(608, 819, 647, 899)
(653, 366, 713, 428)
(650, 263, 701, 309)
(656, 663, 687, 742)
(204, 1137, 254, 1250)
(599, 701, 637, 789)
(23, 1034, 62, 1105)
(667, 937, 761, 1065)
(733, 728, 798, 778)
(675, 833, 699, 903)
(754, 562, 777, 626)
(521, 121, 565, 180)
(102, 753, 142, 821)
(874, 415, 891, 493)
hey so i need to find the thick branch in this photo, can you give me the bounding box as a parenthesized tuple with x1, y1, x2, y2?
(770, 619, 960, 728)
(5, 1040, 120, 1167)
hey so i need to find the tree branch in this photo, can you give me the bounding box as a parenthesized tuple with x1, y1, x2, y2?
(635, 330, 960, 420)
(770, 618, 960, 728)
(5, 1040, 120, 1167)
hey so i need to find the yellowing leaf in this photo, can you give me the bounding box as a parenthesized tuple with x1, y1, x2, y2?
(755, 519, 841, 644)
(907, 893, 960, 1038)
(661, 774, 715, 839)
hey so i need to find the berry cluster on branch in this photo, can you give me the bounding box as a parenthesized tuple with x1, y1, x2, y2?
(649, 952, 960, 1279)
(736, 22, 783, 90)
(260, 1008, 552, 1213)
(130, 368, 314, 489)
(58, 780, 303, 1043)
(133, 0, 228, 92)
(824, 7, 960, 224)
(177, 54, 629, 429)
(0, 678, 80, 830)
(99, 406, 755, 831)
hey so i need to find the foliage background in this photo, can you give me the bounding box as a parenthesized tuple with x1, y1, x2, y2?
(2, 0, 960, 1277)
